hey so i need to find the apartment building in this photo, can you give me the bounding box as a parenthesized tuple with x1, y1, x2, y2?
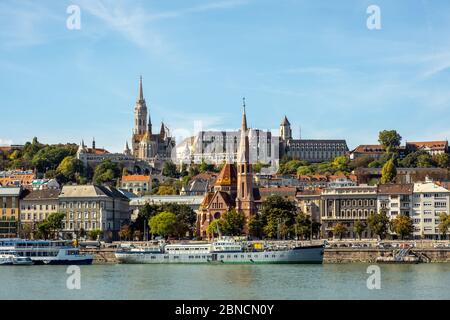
(0, 187, 22, 237)
(20, 189, 59, 228)
(59, 185, 131, 241)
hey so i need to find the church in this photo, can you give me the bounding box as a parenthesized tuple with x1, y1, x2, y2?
(130, 77, 175, 161)
(197, 103, 258, 238)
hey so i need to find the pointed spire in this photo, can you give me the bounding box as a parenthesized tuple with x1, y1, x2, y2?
(241, 97, 248, 131)
(137, 75, 144, 102)
(160, 122, 166, 138)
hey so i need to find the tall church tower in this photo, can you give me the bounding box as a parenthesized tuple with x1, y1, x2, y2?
(134, 76, 148, 135)
(236, 98, 256, 222)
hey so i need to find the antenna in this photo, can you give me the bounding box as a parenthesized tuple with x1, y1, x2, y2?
(299, 126, 302, 140)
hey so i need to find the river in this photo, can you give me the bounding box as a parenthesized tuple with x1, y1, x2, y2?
(1, 263, 450, 299)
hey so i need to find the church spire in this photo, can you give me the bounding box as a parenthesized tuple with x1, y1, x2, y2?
(137, 75, 144, 102)
(241, 97, 247, 131)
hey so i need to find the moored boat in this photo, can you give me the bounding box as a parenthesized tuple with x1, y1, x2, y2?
(115, 238, 324, 264)
(0, 239, 93, 265)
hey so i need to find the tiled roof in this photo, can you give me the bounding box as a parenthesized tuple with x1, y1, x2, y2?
(377, 184, 413, 194)
(22, 189, 60, 200)
(406, 141, 448, 150)
(122, 175, 151, 182)
(215, 164, 237, 187)
(352, 144, 385, 153)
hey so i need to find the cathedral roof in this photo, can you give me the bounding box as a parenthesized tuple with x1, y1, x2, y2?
(281, 115, 290, 126)
(214, 163, 237, 187)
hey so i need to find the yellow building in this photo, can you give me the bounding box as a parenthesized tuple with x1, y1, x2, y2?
(0, 186, 22, 237)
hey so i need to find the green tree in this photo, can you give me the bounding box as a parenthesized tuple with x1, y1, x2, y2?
(149, 211, 178, 239)
(381, 159, 397, 184)
(332, 156, 350, 172)
(156, 185, 178, 195)
(417, 153, 434, 168)
(332, 223, 347, 240)
(390, 215, 414, 240)
(349, 156, 374, 170)
(221, 210, 245, 236)
(36, 212, 66, 239)
(93, 159, 120, 184)
(260, 195, 297, 239)
(162, 161, 178, 178)
(433, 153, 450, 169)
(367, 211, 390, 240)
(294, 212, 312, 240)
(253, 161, 270, 174)
(248, 215, 263, 239)
(88, 229, 102, 241)
(207, 219, 224, 238)
(438, 213, 450, 240)
(56, 156, 84, 183)
(353, 220, 367, 240)
(378, 130, 402, 153)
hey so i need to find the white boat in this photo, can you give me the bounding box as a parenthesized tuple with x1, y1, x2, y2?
(0, 253, 14, 265)
(0, 239, 93, 265)
(115, 238, 324, 264)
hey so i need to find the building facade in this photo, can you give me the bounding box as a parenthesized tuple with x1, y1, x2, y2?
(279, 116, 349, 163)
(121, 175, 152, 196)
(320, 186, 378, 239)
(20, 189, 59, 230)
(0, 187, 22, 237)
(59, 185, 131, 241)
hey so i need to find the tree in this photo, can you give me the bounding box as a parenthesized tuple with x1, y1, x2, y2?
(93, 159, 120, 184)
(438, 213, 450, 240)
(353, 220, 367, 240)
(248, 215, 263, 239)
(160, 203, 197, 238)
(349, 155, 374, 170)
(207, 219, 224, 238)
(295, 212, 312, 240)
(378, 130, 401, 153)
(332, 223, 347, 240)
(253, 161, 270, 174)
(381, 159, 397, 184)
(390, 215, 414, 240)
(433, 153, 450, 169)
(278, 160, 309, 175)
(156, 185, 178, 195)
(221, 210, 245, 236)
(416, 153, 434, 168)
(260, 195, 297, 239)
(19, 223, 34, 239)
(149, 211, 177, 239)
(119, 225, 131, 240)
(162, 161, 178, 178)
(88, 229, 102, 241)
(36, 212, 66, 239)
(332, 156, 350, 172)
(56, 156, 84, 183)
(367, 211, 390, 240)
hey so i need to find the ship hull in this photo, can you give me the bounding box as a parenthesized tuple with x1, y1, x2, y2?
(115, 246, 324, 265)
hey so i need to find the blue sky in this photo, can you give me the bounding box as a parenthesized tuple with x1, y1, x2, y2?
(1, 0, 450, 152)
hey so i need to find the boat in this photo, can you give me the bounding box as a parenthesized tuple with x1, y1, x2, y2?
(0, 239, 93, 265)
(115, 238, 324, 264)
(0, 253, 14, 265)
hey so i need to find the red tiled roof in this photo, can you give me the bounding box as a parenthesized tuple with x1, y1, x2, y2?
(122, 175, 151, 182)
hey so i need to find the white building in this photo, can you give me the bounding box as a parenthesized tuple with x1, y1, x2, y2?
(411, 179, 450, 240)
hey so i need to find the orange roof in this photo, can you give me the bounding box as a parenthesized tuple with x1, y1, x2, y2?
(352, 145, 385, 153)
(407, 141, 448, 150)
(214, 164, 237, 187)
(122, 175, 151, 182)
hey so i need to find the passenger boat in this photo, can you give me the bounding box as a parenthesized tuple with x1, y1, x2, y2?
(115, 238, 324, 264)
(0, 251, 33, 265)
(0, 239, 93, 265)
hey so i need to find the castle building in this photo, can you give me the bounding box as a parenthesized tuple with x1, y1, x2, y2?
(131, 77, 175, 161)
(198, 102, 258, 238)
(280, 116, 349, 163)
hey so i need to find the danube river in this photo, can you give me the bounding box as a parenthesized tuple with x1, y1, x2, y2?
(1, 263, 450, 299)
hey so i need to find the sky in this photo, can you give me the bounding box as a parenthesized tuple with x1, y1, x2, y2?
(1, 0, 450, 152)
